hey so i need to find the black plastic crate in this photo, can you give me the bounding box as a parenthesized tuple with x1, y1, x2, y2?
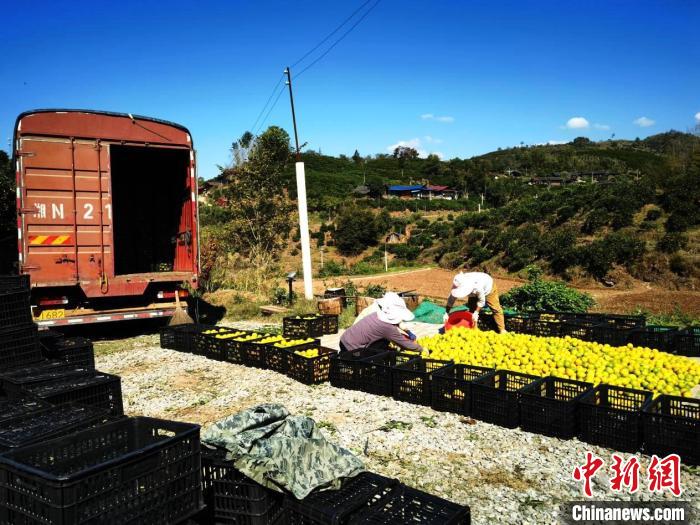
(629, 325, 678, 353)
(159, 324, 216, 353)
(519, 377, 593, 439)
(283, 472, 398, 525)
(558, 321, 597, 341)
(503, 312, 536, 334)
(265, 340, 318, 374)
(0, 289, 32, 326)
(431, 364, 494, 415)
(26, 371, 124, 416)
(45, 336, 95, 369)
(243, 337, 286, 368)
(201, 446, 283, 524)
(321, 314, 339, 335)
(0, 397, 50, 425)
(590, 323, 634, 347)
(193, 328, 245, 360)
(0, 362, 93, 396)
(392, 358, 451, 406)
(0, 403, 111, 452)
(525, 319, 563, 338)
(470, 370, 540, 428)
(0, 324, 42, 370)
(347, 484, 471, 525)
(578, 384, 652, 453)
(37, 328, 65, 353)
(642, 395, 700, 465)
(287, 347, 336, 385)
(329, 349, 383, 392)
(283, 316, 325, 339)
(358, 352, 417, 397)
(223, 333, 265, 364)
(674, 327, 700, 357)
(0, 274, 30, 293)
(0, 416, 202, 525)
(593, 313, 645, 330)
(192, 325, 229, 355)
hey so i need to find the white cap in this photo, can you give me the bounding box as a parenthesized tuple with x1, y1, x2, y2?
(376, 292, 415, 324)
(451, 272, 472, 299)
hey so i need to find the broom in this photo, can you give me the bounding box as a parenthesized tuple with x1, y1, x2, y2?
(169, 289, 194, 326)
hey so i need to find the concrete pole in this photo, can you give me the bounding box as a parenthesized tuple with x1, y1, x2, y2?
(296, 162, 314, 300)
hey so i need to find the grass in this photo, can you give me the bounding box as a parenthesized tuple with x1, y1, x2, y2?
(378, 420, 413, 432)
(630, 304, 700, 328)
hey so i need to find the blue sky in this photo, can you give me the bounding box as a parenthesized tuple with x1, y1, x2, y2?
(1, 0, 698, 179)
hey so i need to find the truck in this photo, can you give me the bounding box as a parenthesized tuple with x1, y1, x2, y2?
(13, 109, 199, 327)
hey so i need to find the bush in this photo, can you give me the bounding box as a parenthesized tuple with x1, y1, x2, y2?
(387, 244, 421, 260)
(644, 208, 662, 221)
(580, 232, 646, 279)
(501, 267, 595, 312)
(657, 232, 688, 254)
(669, 254, 692, 277)
(467, 245, 492, 265)
(333, 208, 378, 255)
(439, 251, 462, 269)
(318, 260, 347, 277)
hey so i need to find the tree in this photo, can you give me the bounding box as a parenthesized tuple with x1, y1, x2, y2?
(571, 137, 592, 147)
(352, 149, 362, 164)
(422, 154, 441, 178)
(393, 146, 419, 168)
(333, 208, 378, 255)
(0, 150, 16, 273)
(205, 126, 295, 291)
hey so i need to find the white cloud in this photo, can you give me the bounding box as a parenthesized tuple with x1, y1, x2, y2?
(420, 113, 455, 123)
(695, 112, 700, 123)
(565, 117, 590, 129)
(593, 123, 611, 130)
(386, 138, 443, 159)
(633, 116, 655, 127)
(424, 135, 443, 144)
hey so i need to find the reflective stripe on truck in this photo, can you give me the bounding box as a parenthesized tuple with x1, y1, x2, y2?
(36, 308, 179, 327)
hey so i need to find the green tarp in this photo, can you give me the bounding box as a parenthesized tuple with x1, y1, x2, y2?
(411, 299, 518, 324)
(202, 404, 364, 499)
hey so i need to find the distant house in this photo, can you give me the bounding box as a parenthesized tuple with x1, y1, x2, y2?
(420, 184, 459, 200)
(530, 176, 568, 187)
(385, 232, 405, 244)
(352, 184, 371, 196)
(387, 184, 424, 198)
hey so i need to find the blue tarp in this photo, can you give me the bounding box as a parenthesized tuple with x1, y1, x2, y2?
(387, 185, 424, 192)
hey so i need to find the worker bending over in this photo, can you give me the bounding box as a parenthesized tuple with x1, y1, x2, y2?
(445, 271, 506, 334)
(340, 293, 422, 353)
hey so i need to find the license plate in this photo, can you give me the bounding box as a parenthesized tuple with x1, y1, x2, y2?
(37, 309, 65, 320)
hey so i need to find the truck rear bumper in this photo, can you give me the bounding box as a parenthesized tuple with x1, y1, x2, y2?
(35, 306, 182, 327)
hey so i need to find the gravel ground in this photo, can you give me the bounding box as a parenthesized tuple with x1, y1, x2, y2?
(95, 328, 699, 525)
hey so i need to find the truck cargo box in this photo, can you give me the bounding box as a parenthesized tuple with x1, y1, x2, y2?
(13, 109, 199, 326)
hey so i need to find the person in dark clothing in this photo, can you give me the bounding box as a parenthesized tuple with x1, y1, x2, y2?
(340, 293, 421, 353)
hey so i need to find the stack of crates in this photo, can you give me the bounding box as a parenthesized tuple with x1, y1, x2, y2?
(0, 275, 42, 370)
(0, 274, 206, 523)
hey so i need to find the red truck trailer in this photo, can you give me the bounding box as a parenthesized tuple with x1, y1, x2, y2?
(13, 109, 199, 327)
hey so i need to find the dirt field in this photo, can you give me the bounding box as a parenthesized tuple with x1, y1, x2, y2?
(309, 268, 700, 316)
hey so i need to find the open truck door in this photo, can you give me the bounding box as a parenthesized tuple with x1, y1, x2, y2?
(14, 110, 199, 326)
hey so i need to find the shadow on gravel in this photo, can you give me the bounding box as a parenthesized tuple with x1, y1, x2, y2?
(44, 298, 226, 341)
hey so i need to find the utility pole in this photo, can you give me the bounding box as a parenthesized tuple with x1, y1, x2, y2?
(285, 67, 313, 300)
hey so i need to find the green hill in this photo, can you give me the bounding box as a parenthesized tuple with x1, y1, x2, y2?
(202, 131, 700, 286)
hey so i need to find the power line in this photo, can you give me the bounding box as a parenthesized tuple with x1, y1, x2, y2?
(296, 0, 382, 78)
(249, 74, 284, 133)
(290, 0, 374, 69)
(254, 82, 286, 135)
